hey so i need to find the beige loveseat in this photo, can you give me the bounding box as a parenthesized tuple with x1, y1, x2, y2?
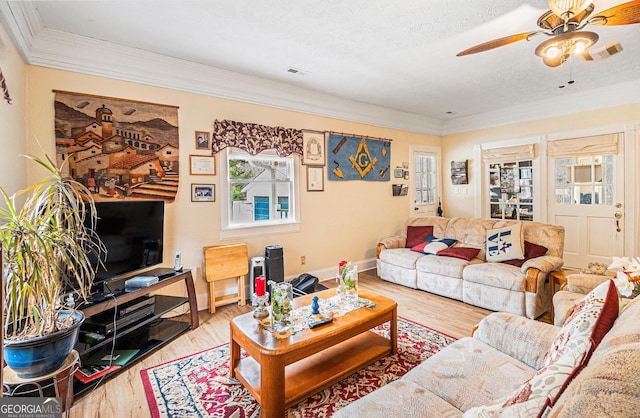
(553, 272, 633, 325)
(377, 217, 564, 319)
(335, 286, 640, 417)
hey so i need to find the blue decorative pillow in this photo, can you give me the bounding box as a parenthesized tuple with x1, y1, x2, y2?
(422, 238, 458, 255)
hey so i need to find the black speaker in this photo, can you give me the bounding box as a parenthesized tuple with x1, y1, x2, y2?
(265, 245, 284, 288)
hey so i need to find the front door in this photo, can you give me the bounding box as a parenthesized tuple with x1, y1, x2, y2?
(547, 134, 625, 269)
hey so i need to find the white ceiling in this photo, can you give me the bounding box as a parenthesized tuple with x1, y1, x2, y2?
(1, 0, 639, 135)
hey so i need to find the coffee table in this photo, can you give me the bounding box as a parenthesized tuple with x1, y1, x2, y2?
(229, 288, 397, 417)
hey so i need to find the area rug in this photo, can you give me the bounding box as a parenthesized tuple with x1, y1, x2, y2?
(141, 317, 456, 417)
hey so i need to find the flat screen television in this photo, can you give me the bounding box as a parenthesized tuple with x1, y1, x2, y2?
(87, 200, 165, 287)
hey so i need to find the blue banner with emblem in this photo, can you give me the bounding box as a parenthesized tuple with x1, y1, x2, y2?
(327, 133, 391, 181)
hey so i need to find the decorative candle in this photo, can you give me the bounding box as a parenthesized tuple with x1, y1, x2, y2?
(256, 275, 266, 297)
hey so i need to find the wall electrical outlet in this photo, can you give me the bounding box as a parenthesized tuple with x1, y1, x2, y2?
(300, 255, 306, 265)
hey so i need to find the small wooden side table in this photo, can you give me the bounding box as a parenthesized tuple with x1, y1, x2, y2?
(3, 350, 80, 416)
(203, 243, 248, 313)
(549, 269, 579, 320)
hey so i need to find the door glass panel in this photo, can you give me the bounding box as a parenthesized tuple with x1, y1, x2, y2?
(574, 165, 592, 182)
(555, 154, 614, 206)
(415, 154, 436, 205)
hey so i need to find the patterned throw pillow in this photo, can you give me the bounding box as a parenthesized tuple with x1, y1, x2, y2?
(405, 225, 434, 248)
(485, 224, 524, 262)
(412, 238, 457, 254)
(464, 280, 619, 418)
(543, 279, 619, 367)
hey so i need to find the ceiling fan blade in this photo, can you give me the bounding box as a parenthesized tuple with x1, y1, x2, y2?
(581, 42, 623, 60)
(456, 31, 542, 56)
(590, 0, 640, 26)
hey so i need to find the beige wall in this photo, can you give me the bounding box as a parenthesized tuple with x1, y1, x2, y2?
(441, 104, 640, 219)
(5, 25, 639, 309)
(0, 23, 27, 198)
(23, 66, 440, 307)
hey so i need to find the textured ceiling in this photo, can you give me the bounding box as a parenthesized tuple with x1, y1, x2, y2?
(1, 0, 639, 134)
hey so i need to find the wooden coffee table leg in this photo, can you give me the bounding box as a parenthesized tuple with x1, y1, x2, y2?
(390, 308, 398, 355)
(261, 357, 285, 418)
(229, 328, 240, 379)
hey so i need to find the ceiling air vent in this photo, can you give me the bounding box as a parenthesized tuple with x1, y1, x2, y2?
(286, 67, 311, 76)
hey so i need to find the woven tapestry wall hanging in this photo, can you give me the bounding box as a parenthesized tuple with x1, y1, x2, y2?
(328, 133, 391, 181)
(54, 91, 180, 202)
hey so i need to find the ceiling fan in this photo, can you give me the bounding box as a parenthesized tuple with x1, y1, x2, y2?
(457, 0, 640, 67)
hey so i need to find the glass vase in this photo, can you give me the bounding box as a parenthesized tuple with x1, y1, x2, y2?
(270, 281, 293, 330)
(339, 264, 358, 304)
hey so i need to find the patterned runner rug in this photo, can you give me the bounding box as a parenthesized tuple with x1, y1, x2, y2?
(140, 317, 456, 417)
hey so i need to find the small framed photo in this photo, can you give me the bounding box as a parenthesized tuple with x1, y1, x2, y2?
(195, 131, 210, 150)
(190, 155, 216, 175)
(302, 130, 326, 166)
(394, 168, 404, 178)
(306, 166, 324, 192)
(191, 184, 215, 202)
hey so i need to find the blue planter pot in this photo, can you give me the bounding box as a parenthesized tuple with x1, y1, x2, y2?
(3, 310, 84, 378)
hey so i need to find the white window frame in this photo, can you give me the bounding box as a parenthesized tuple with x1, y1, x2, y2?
(219, 149, 300, 239)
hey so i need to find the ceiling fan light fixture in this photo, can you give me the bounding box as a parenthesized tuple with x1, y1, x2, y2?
(546, 46, 561, 58)
(548, 0, 591, 19)
(573, 41, 587, 54)
(535, 31, 599, 64)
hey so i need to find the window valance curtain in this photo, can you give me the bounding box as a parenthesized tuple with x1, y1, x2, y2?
(1, 67, 12, 104)
(481, 144, 536, 163)
(212, 119, 303, 157)
(548, 133, 619, 158)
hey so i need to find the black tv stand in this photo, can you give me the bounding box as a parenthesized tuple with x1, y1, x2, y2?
(74, 269, 198, 398)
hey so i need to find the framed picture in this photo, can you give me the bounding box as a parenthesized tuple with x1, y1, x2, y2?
(302, 130, 326, 166)
(189, 155, 216, 175)
(306, 166, 324, 191)
(394, 168, 404, 178)
(450, 160, 468, 185)
(195, 131, 210, 150)
(191, 184, 215, 202)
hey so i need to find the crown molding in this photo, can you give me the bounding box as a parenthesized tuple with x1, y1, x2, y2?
(2, 1, 638, 138)
(440, 79, 640, 136)
(0, 1, 444, 136)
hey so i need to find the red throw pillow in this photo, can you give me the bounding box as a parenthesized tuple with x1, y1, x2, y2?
(436, 247, 480, 261)
(405, 225, 434, 248)
(411, 241, 429, 253)
(502, 241, 548, 267)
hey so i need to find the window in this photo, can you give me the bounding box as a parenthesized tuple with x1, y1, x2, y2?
(409, 145, 440, 217)
(277, 196, 289, 219)
(554, 155, 614, 206)
(415, 154, 437, 205)
(221, 150, 299, 237)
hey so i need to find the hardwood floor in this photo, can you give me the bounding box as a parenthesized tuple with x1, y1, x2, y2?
(69, 269, 548, 417)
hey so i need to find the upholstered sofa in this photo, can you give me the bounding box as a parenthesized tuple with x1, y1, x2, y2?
(335, 281, 639, 417)
(553, 272, 633, 325)
(376, 217, 565, 319)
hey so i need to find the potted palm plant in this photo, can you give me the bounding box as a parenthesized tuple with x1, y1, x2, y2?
(0, 154, 105, 378)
